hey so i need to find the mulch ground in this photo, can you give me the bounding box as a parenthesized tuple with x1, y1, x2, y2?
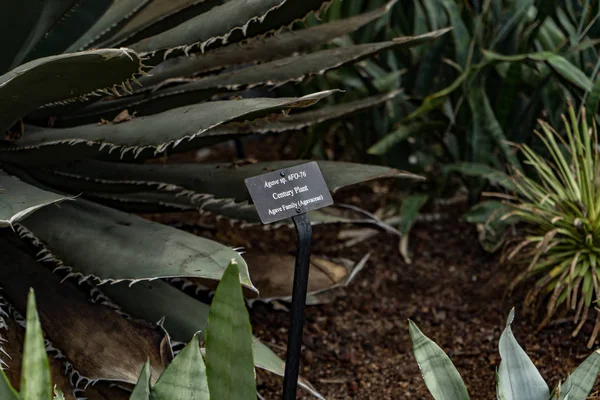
(246, 202, 600, 399)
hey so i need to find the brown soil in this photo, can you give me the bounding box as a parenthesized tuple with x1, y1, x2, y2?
(247, 203, 600, 399)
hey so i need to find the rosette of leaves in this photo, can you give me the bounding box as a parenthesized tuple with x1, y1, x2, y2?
(0, 0, 447, 398)
(495, 104, 600, 348)
(410, 308, 600, 400)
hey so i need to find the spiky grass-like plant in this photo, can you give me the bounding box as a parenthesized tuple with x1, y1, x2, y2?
(504, 104, 600, 347)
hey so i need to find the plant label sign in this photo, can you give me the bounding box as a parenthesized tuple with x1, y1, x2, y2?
(245, 161, 334, 224)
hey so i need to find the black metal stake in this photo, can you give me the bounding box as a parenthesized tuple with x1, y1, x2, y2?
(282, 212, 313, 400)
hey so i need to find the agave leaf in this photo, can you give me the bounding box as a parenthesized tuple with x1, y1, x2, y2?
(20, 0, 114, 63)
(66, 0, 152, 52)
(99, 280, 325, 399)
(0, 371, 18, 400)
(131, 0, 330, 58)
(8, 0, 82, 67)
(69, 31, 448, 121)
(129, 361, 152, 400)
(49, 160, 419, 206)
(0, 171, 70, 228)
(19, 290, 52, 400)
(139, 0, 398, 85)
(558, 349, 600, 400)
(497, 309, 550, 400)
(0, 234, 172, 385)
(10, 92, 335, 157)
(206, 261, 256, 400)
(0, 1, 44, 72)
(105, 0, 226, 48)
(409, 320, 470, 400)
(0, 49, 144, 133)
(18, 199, 254, 289)
(152, 333, 209, 400)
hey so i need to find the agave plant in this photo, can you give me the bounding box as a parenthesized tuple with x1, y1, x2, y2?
(0, 0, 447, 398)
(410, 308, 600, 400)
(2, 261, 257, 400)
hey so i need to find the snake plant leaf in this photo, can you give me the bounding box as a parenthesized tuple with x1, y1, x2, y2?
(558, 349, 600, 400)
(483, 51, 593, 92)
(139, 0, 398, 86)
(497, 309, 550, 400)
(206, 261, 256, 400)
(409, 320, 470, 400)
(152, 333, 210, 400)
(0, 370, 18, 400)
(0, 171, 70, 228)
(10, 92, 334, 157)
(98, 280, 325, 399)
(19, 290, 52, 400)
(368, 122, 445, 155)
(0, 48, 145, 133)
(0, 235, 171, 385)
(399, 194, 429, 264)
(18, 199, 253, 289)
(129, 361, 152, 400)
(66, 0, 152, 52)
(131, 0, 330, 58)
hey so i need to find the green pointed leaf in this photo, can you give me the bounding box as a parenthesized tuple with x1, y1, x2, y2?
(99, 280, 325, 399)
(559, 349, 600, 400)
(443, 163, 516, 191)
(52, 386, 65, 400)
(130, 361, 152, 400)
(0, 171, 70, 228)
(409, 320, 470, 400)
(19, 199, 254, 290)
(368, 122, 444, 155)
(20, 290, 52, 400)
(398, 194, 429, 263)
(0, 49, 144, 133)
(131, 0, 330, 58)
(206, 261, 256, 400)
(483, 51, 593, 92)
(151, 333, 209, 400)
(0, 370, 18, 400)
(139, 0, 398, 86)
(441, 0, 470, 68)
(497, 309, 550, 400)
(10, 92, 335, 157)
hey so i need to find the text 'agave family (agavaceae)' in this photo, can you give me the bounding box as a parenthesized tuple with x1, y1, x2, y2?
(0, 0, 448, 398)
